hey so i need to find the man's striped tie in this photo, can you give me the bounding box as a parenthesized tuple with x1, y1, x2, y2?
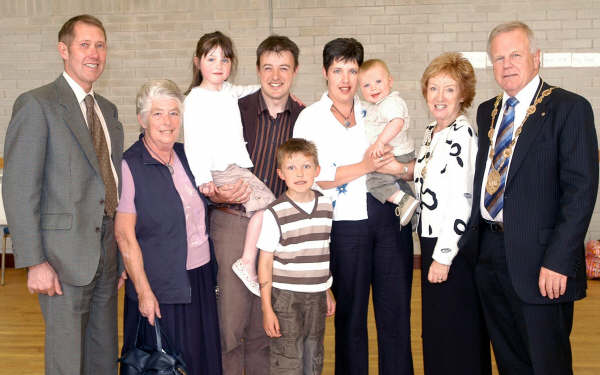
(484, 96, 519, 219)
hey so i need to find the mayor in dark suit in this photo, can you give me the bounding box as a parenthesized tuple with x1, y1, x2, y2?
(459, 21, 598, 375)
(2, 15, 123, 374)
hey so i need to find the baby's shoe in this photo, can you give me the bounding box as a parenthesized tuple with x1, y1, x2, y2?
(395, 196, 419, 227)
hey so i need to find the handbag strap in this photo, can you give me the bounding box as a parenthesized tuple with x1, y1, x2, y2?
(153, 318, 165, 352)
(152, 319, 180, 356)
(153, 318, 177, 354)
(151, 318, 188, 372)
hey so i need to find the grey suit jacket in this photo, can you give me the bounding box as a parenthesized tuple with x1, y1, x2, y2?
(3, 75, 124, 286)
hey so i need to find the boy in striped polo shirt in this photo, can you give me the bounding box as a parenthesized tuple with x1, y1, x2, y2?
(257, 138, 336, 374)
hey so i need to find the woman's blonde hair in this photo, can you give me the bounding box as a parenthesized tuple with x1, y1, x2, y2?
(420, 52, 476, 112)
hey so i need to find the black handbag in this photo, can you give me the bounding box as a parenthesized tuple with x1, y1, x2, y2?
(118, 317, 188, 375)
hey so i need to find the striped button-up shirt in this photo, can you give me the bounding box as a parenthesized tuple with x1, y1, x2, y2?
(241, 91, 304, 197)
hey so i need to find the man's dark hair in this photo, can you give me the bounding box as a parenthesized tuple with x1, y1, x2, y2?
(256, 35, 300, 69)
(322, 38, 363, 72)
(58, 14, 106, 46)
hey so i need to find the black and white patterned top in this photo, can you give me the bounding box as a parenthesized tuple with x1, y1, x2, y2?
(414, 114, 478, 265)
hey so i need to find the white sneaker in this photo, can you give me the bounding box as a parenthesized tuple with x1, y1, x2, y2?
(232, 259, 260, 297)
(395, 196, 419, 227)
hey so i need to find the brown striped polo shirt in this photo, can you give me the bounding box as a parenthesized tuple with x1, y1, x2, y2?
(267, 191, 333, 293)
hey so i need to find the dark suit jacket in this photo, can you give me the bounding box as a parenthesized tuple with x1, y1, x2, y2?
(459, 80, 598, 304)
(3, 75, 124, 286)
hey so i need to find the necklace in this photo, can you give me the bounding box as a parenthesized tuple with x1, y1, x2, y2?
(419, 121, 453, 179)
(331, 103, 354, 127)
(485, 80, 554, 195)
(143, 136, 174, 174)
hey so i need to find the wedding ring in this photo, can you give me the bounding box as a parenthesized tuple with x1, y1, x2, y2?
(379, 157, 383, 161)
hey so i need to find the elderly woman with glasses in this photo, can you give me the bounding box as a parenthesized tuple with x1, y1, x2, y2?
(115, 79, 222, 375)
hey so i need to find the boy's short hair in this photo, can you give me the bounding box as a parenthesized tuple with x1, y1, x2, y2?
(359, 59, 390, 75)
(276, 138, 319, 168)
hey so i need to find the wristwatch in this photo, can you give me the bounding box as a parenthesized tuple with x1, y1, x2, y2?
(400, 165, 408, 176)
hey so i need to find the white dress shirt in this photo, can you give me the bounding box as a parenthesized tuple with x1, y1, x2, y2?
(63, 71, 119, 186)
(480, 75, 540, 222)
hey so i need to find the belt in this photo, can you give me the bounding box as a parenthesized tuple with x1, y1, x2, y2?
(481, 219, 504, 232)
(215, 206, 247, 217)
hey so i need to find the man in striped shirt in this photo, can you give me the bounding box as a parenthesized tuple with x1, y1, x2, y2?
(208, 35, 304, 374)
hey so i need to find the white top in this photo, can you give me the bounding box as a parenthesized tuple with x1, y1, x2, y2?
(480, 75, 540, 222)
(293, 92, 370, 221)
(63, 71, 119, 186)
(183, 81, 260, 186)
(257, 199, 315, 252)
(362, 91, 414, 155)
(414, 114, 477, 265)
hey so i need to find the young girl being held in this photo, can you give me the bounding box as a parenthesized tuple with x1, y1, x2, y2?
(183, 31, 273, 296)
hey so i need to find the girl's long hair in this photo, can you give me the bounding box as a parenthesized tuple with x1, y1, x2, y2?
(185, 31, 236, 95)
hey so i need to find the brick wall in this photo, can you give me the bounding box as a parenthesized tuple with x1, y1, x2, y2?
(1, 0, 598, 241)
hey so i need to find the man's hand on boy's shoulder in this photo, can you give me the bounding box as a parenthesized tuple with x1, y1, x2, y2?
(263, 308, 282, 338)
(326, 289, 336, 317)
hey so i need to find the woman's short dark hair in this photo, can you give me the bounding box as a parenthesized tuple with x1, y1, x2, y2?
(322, 38, 364, 71)
(185, 31, 236, 94)
(420, 52, 476, 112)
(256, 35, 300, 69)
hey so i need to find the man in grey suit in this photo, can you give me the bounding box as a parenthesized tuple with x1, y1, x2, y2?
(3, 14, 124, 374)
